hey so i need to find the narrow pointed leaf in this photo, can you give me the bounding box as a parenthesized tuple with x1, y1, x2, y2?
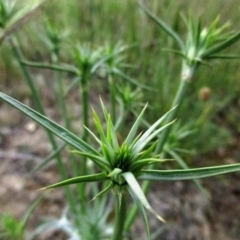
(113, 68, 154, 90)
(138, 163, 240, 181)
(20, 60, 79, 74)
(130, 159, 171, 173)
(40, 172, 108, 190)
(90, 181, 113, 202)
(134, 107, 176, 148)
(139, 3, 184, 50)
(70, 150, 109, 168)
(84, 126, 101, 145)
(101, 143, 114, 166)
(31, 142, 66, 174)
(99, 98, 110, 122)
(90, 50, 119, 73)
(130, 141, 158, 163)
(99, 99, 119, 149)
(0, 93, 99, 155)
(122, 172, 165, 222)
(64, 76, 81, 97)
(162, 48, 186, 58)
(202, 32, 240, 57)
(206, 54, 240, 59)
(168, 150, 208, 197)
(127, 185, 151, 240)
(125, 104, 148, 146)
(107, 114, 119, 149)
(131, 158, 170, 167)
(92, 107, 108, 144)
(133, 108, 176, 154)
(135, 120, 175, 153)
(138, 141, 158, 159)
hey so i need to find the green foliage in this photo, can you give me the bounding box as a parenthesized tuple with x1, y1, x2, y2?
(0, 1, 240, 240)
(0, 0, 45, 43)
(0, 214, 24, 240)
(1, 92, 240, 239)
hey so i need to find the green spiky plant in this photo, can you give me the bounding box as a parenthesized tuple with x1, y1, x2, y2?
(1, 1, 240, 240)
(139, 4, 240, 154)
(0, 0, 46, 43)
(1, 93, 240, 240)
(0, 1, 148, 236)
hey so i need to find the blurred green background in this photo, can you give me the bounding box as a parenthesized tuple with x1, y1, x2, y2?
(1, 0, 240, 156)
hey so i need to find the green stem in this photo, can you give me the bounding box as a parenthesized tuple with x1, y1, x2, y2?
(52, 54, 70, 129)
(81, 77, 89, 171)
(79, 73, 90, 208)
(112, 193, 127, 240)
(114, 103, 125, 131)
(9, 37, 80, 227)
(52, 54, 79, 178)
(10, 38, 43, 112)
(20, 59, 78, 74)
(154, 64, 194, 154)
(109, 74, 116, 124)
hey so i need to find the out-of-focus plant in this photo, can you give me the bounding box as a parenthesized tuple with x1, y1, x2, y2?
(101, 42, 135, 124)
(0, 0, 46, 44)
(0, 0, 83, 232)
(29, 200, 113, 240)
(40, 19, 69, 61)
(0, 194, 45, 240)
(114, 83, 143, 131)
(139, 5, 240, 153)
(0, 214, 24, 240)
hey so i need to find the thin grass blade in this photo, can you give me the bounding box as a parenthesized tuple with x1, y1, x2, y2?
(84, 126, 101, 145)
(70, 150, 109, 168)
(168, 150, 209, 197)
(90, 181, 113, 202)
(30, 142, 66, 174)
(130, 141, 158, 163)
(130, 158, 171, 173)
(64, 76, 81, 97)
(138, 3, 184, 50)
(133, 120, 175, 154)
(99, 99, 119, 149)
(125, 104, 148, 146)
(20, 60, 79, 74)
(127, 185, 151, 240)
(132, 109, 176, 154)
(40, 172, 108, 190)
(206, 54, 240, 59)
(122, 172, 165, 222)
(0, 92, 99, 155)
(202, 32, 240, 57)
(113, 68, 154, 90)
(138, 163, 240, 181)
(92, 107, 108, 144)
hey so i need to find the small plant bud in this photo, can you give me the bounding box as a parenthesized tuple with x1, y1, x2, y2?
(198, 87, 211, 101)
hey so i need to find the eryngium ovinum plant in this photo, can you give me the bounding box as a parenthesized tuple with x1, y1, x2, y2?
(139, 4, 240, 155)
(122, 6, 240, 231)
(1, 93, 240, 240)
(0, 0, 46, 44)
